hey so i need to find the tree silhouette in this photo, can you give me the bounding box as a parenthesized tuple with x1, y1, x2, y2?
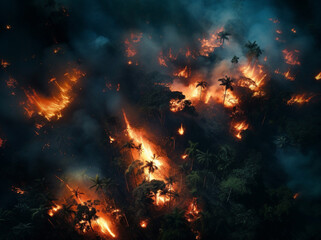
(185, 141, 199, 170)
(245, 41, 262, 61)
(217, 31, 231, 44)
(196, 81, 208, 101)
(142, 154, 159, 181)
(231, 55, 239, 65)
(218, 75, 234, 106)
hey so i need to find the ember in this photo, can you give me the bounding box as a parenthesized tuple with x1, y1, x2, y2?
(178, 124, 185, 135)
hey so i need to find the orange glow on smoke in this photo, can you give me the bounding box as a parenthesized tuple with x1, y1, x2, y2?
(199, 27, 224, 57)
(315, 72, 321, 80)
(287, 94, 314, 105)
(233, 121, 249, 139)
(23, 68, 85, 121)
(178, 124, 185, 135)
(282, 49, 300, 66)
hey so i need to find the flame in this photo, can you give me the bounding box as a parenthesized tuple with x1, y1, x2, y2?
(109, 136, 115, 143)
(1, 59, 10, 68)
(282, 49, 300, 66)
(158, 52, 168, 67)
(23, 68, 85, 121)
(169, 99, 185, 112)
(53, 47, 61, 54)
(293, 193, 300, 199)
(178, 124, 185, 135)
(233, 121, 249, 139)
(274, 69, 295, 81)
(185, 198, 200, 222)
(96, 218, 116, 238)
(6, 25, 11, 30)
(199, 27, 224, 57)
(12, 186, 25, 195)
(181, 154, 188, 159)
(276, 30, 282, 34)
(140, 220, 148, 228)
(239, 62, 268, 95)
(174, 66, 191, 78)
(291, 28, 296, 33)
(315, 72, 321, 80)
(48, 204, 62, 217)
(287, 94, 314, 105)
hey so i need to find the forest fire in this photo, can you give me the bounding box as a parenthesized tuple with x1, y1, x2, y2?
(169, 99, 185, 112)
(315, 72, 321, 80)
(178, 124, 185, 135)
(274, 69, 295, 81)
(174, 66, 191, 78)
(240, 62, 268, 94)
(287, 94, 314, 105)
(282, 49, 301, 66)
(96, 218, 116, 238)
(233, 121, 249, 139)
(23, 68, 85, 121)
(185, 198, 200, 223)
(199, 27, 224, 56)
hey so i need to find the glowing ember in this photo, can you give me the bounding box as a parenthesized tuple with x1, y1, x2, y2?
(181, 154, 188, 159)
(276, 30, 282, 34)
(293, 193, 300, 199)
(178, 124, 185, 135)
(12, 186, 25, 194)
(169, 99, 185, 112)
(315, 72, 321, 80)
(23, 68, 85, 121)
(199, 27, 224, 57)
(6, 25, 12, 30)
(174, 66, 191, 78)
(282, 49, 300, 66)
(109, 136, 115, 143)
(1, 59, 10, 68)
(291, 28, 296, 33)
(287, 94, 314, 105)
(158, 52, 168, 67)
(53, 47, 61, 54)
(185, 198, 200, 222)
(48, 204, 61, 217)
(140, 220, 148, 228)
(233, 121, 249, 139)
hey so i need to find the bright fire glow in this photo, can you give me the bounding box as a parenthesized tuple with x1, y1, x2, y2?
(274, 69, 295, 81)
(169, 99, 185, 112)
(239, 62, 268, 94)
(24, 68, 85, 121)
(109, 136, 115, 143)
(178, 124, 185, 135)
(140, 220, 148, 228)
(96, 218, 116, 238)
(233, 121, 249, 139)
(12, 186, 25, 195)
(48, 204, 61, 217)
(199, 27, 224, 57)
(174, 66, 191, 78)
(315, 72, 321, 80)
(181, 154, 188, 159)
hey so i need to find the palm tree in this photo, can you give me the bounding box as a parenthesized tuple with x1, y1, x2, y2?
(245, 41, 262, 61)
(125, 160, 144, 187)
(60, 202, 76, 221)
(142, 154, 159, 181)
(184, 141, 199, 170)
(89, 174, 106, 192)
(217, 31, 231, 44)
(218, 75, 233, 106)
(160, 188, 179, 208)
(165, 176, 177, 206)
(196, 81, 208, 101)
(231, 56, 239, 65)
(196, 150, 214, 187)
(121, 139, 137, 160)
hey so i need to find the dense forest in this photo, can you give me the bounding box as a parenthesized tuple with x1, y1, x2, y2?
(1, 0, 321, 239)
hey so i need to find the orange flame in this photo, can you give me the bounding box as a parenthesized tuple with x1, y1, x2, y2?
(282, 49, 300, 66)
(12, 186, 25, 195)
(240, 63, 267, 94)
(233, 121, 249, 139)
(287, 94, 314, 105)
(199, 27, 224, 57)
(109, 136, 115, 143)
(96, 218, 116, 238)
(1, 59, 10, 68)
(24, 68, 85, 121)
(140, 220, 148, 228)
(275, 69, 295, 81)
(48, 204, 62, 217)
(181, 154, 188, 159)
(169, 99, 185, 112)
(293, 192, 300, 199)
(315, 72, 321, 80)
(174, 66, 191, 78)
(178, 124, 185, 135)
(291, 28, 296, 33)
